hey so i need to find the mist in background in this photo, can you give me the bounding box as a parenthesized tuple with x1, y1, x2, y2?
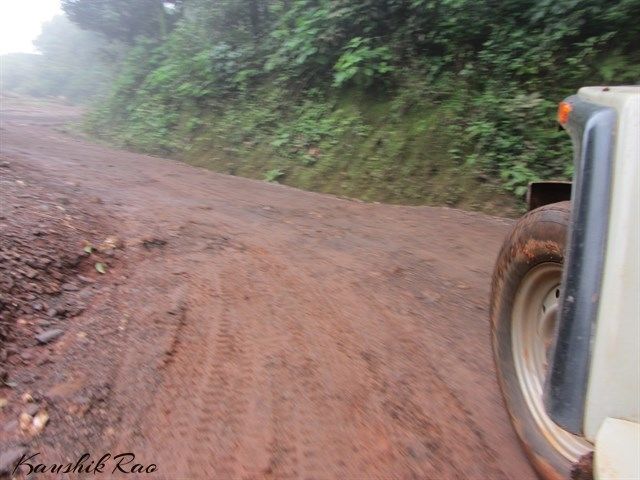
(0, 0, 62, 55)
(1, 15, 117, 103)
(0, 1, 116, 103)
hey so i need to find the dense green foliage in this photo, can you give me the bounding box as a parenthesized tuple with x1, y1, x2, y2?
(33, 1, 640, 208)
(1, 16, 115, 103)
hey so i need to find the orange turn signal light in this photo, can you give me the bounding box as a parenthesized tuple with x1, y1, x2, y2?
(557, 101, 572, 125)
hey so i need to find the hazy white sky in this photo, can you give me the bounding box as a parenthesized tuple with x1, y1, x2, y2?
(0, 0, 62, 55)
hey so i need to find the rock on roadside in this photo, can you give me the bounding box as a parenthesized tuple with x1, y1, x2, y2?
(35, 329, 64, 345)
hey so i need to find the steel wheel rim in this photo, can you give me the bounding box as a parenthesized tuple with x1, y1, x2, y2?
(512, 262, 592, 461)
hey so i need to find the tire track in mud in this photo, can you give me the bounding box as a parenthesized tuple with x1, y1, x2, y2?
(257, 251, 510, 479)
(263, 351, 302, 480)
(187, 266, 254, 479)
(129, 251, 311, 479)
(110, 233, 507, 479)
(129, 257, 256, 479)
(248, 258, 324, 480)
(109, 226, 385, 479)
(124, 273, 220, 478)
(354, 301, 509, 479)
(251, 254, 395, 479)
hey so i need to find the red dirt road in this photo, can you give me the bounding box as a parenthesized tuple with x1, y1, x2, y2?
(0, 99, 535, 479)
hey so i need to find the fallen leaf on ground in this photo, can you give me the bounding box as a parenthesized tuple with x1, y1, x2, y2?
(95, 262, 106, 274)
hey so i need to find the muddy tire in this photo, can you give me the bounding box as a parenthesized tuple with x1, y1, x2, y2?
(490, 201, 592, 480)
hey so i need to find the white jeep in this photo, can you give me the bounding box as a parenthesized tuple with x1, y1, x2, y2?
(490, 86, 640, 480)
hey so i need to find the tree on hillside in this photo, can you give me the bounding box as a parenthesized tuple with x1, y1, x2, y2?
(183, 0, 273, 44)
(61, 0, 184, 43)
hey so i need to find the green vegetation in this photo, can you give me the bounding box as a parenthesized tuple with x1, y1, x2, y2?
(8, 0, 640, 211)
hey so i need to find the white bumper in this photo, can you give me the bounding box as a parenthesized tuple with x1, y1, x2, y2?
(595, 418, 640, 479)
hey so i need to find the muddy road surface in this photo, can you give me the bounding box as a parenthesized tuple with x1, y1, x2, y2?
(0, 98, 535, 479)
